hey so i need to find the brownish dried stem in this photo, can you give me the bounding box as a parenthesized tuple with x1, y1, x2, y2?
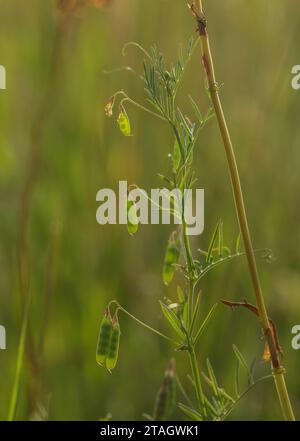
(221, 299, 283, 358)
(192, 0, 295, 421)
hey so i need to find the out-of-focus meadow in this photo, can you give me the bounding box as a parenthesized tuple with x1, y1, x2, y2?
(0, 0, 300, 420)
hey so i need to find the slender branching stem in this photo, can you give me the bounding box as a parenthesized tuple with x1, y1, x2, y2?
(117, 305, 177, 344)
(182, 205, 206, 417)
(193, 0, 295, 421)
(188, 347, 207, 417)
(220, 375, 273, 421)
(8, 291, 32, 421)
(120, 96, 167, 122)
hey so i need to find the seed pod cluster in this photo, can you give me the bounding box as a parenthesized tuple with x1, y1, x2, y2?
(153, 359, 176, 421)
(96, 308, 121, 371)
(163, 231, 181, 285)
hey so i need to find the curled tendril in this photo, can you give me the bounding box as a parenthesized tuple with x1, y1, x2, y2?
(122, 42, 152, 61)
(103, 66, 143, 80)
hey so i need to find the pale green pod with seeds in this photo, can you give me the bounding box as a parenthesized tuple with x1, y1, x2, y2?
(117, 105, 132, 136)
(96, 311, 113, 366)
(163, 231, 181, 285)
(127, 198, 139, 235)
(106, 317, 121, 371)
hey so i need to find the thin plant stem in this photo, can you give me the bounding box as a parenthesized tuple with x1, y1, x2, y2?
(192, 0, 295, 421)
(183, 225, 194, 330)
(117, 305, 177, 344)
(182, 204, 206, 417)
(120, 97, 167, 122)
(188, 347, 206, 417)
(220, 375, 273, 421)
(8, 290, 32, 421)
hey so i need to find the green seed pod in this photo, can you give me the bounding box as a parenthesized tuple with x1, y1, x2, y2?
(127, 198, 139, 235)
(96, 310, 113, 366)
(163, 231, 181, 285)
(117, 105, 132, 136)
(106, 316, 121, 371)
(153, 360, 176, 421)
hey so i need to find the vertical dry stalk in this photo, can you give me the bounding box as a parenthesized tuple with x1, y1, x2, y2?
(192, 0, 295, 421)
(18, 1, 76, 302)
(16, 1, 77, 415)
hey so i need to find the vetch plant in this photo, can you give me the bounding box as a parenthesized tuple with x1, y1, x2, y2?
(97, 1, 296, 421)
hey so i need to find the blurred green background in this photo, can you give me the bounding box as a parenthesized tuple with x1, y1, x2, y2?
(0, 0, 300, 421)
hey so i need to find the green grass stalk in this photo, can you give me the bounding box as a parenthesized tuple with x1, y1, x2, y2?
(14, 2, 78, 417)
(8, 291, 31, 421)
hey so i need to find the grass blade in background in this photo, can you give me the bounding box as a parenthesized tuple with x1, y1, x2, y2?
(8, 291, 31, 421)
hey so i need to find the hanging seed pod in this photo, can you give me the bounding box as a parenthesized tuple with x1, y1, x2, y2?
(153, 359, 176, 421)
(117, 104, 132, 136)
(126, 198, 139, 235)
(106, 313, 121, 371)
(96, 309, 113, 366)
(163, 231, 181, 285)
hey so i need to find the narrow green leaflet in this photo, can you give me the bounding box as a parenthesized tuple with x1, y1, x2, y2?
(177, 286, 185, 303)
(172, 138, 181, 172)
(236, 232, 242, 254)
(162, 232, 181, 286)
(218, 220, 223, 257)
(201, 372, 235, 403)
(189, 95, 203, 124)
(206, 359, 221, 401)
(193, 303, 218, 345)
(206, 220, 222, 263)
(204, 396, 220, 418)
(178, 403, 203, 421)
(235, 359, 240, 397)
(233, 344, 254, 385)
(159, 301, 185, 340)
